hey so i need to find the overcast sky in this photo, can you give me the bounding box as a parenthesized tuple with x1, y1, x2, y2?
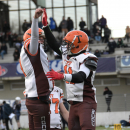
(98, 0, 130, 38)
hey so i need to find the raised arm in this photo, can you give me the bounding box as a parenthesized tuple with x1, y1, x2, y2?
(42, 8, 61, 56)
(29, 8, 43, 55)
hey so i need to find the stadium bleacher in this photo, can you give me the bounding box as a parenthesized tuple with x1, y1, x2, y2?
(1, 36, 130, 63)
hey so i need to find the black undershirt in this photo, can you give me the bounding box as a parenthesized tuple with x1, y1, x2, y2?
(43, 26, 61, 55)
(71, 71, 86, 83)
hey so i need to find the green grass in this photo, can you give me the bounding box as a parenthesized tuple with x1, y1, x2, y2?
(65, 126, 129, 130)
(96, 126, 130, 130)
(22, 126, 130, 130)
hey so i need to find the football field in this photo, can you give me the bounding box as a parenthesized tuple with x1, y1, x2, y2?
(65, 126, 129, 130)
(96, 127, 129, 130)
(22, 127, 129, 130)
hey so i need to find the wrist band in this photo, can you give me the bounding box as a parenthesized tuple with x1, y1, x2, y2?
(63, 74, 72, 82)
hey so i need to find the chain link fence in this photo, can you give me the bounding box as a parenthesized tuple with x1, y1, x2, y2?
(96, 94, 130, 112)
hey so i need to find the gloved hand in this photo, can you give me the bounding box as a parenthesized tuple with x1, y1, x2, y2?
(46, 69, 64, 80)
(42, 8, 48, 26)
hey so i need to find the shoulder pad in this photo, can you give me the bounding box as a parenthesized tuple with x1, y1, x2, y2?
(75, 52, 97, 63)
(84, 57, 98, 71)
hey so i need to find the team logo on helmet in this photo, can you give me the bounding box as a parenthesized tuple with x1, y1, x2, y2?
(62, 30, 89, 55)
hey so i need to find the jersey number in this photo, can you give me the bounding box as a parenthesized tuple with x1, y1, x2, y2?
(64, 65, 74, 84)
(50, 98, 59, 114)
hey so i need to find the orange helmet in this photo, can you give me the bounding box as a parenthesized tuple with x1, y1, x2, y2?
(23, 28, 45, 41)
(62, 30, 89, 55)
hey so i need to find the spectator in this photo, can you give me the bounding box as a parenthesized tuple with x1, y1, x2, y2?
(94, 49, 101, 57)
(101, 28, 105, 43)
(4, 32, 9, 44)
(103, 87, 113, 112)
(0, 43, 7, 59)
(12, 33, 18, 45)
(104, 25, 111, 43)
(27, 20, 32, 29)
(61, 99, 69, 130)
(15, 42, 22, 52)
(22, 20, 28, 33)
(0, 100, 5, 130)
(38, 21, 43, 29)
(13, 48, 20, 61)
(117, 38, 124, 48)
(6, 101, 14, 130)
(59, 16, 68, 36)
(8, 32, 14, 48)
(120, 115, 130, 127)
(89, 48, 92, 53)
(106, 38, 116, 54)
(3, 21, 10, 35)
(79, 17, 86, 30)
(2, 101, 12, 130)
(94, 26, 101, 43)
(15, 37, 22, 52)
(67, 17, 74, 31)
(83, 26, 91, 39)
(93, 19, 101, 35)
(99, 15, 107, 36)
(13, 97, 21, 130)
(101, 50, 109, 55)
(49, 17, 57, 31)
(0, 32, 4, 44)
(124, 26, 130, 42)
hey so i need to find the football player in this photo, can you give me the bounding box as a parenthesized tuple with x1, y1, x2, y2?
(20, 8, 53, 130)
(49, 81, 69, 130)
(42, 8, 98, 130)
(23, 81, 69, 130)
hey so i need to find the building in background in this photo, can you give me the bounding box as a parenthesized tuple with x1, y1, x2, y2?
(0, 0, 98, 34)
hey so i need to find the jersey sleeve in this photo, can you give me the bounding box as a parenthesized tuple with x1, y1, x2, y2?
(76, 52, 98, 71)
(79, 63, 90, 78)
(76, 52, 97, 63)
(29, 18, 39, 55)
(43, 26, 61, 55)
(59, 88, 64, 104)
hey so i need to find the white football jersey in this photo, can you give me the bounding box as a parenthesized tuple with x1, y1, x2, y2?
(20, 41, 53, 97)
(50, 86, 64, 129)
(61, 47, 97, 103)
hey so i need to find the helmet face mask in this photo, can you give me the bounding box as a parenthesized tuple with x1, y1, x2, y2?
(38, 36, 44, 44)
(62, 39, 75, 55)
(62, 30, 89, 55)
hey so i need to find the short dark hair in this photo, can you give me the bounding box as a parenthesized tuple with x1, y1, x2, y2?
(3, 101, 6, 104)
(105, 87, 108, 89)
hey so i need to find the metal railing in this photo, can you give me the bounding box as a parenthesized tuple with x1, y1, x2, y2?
(96, 94, 130, 112)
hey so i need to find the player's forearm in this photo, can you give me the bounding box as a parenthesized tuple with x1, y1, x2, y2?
(64, 71, 86, 83)
(60, 109, 69, 122)
(59, 103, 69, 122)
(32, 18, 39, 38)
(29, 18, 39, 54)
(43, 26, 61, 55)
